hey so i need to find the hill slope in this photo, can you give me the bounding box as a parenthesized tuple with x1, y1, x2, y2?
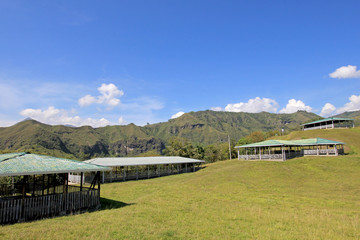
(0, 110, 319, 159)
(144, 110, 319, 144)
(2, 154, 360, 239)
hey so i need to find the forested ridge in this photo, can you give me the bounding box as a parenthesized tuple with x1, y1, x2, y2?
(0, 110, 327, 161)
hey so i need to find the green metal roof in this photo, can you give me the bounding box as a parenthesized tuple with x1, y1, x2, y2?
(85, 156, 205, 167)
(302, 117, 354, 126)
(0, 152, 111, 177)
(235, 138, 345, 148)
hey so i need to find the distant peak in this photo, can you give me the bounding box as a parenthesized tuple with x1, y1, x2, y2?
(22, 117, 34, 121)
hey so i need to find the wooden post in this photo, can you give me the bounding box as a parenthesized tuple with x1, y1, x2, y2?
(147, 166, 150, 179)
(47, 174, 50, 195)
(185, 163, 187, 173)
(21, 175, 27, 220)
(326, 145, 329, 155)
(259, 147, 262, 160)
(80, 172, 83, 192)
(334, 145, 338, 156)
(53, 174, 56, 194)
(97, 171, 101, 191)
(32, 175, 35, 197)
(237, 149, 240, 160)
(158, 165, 161, 177)
(102, 171, 105, 184)
(317, 146, 319, 156)
(65, 173, 69, 193)
(42, 174, 45, 196)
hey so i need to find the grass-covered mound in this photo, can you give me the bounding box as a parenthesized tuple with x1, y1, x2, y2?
(1, 155, 359, 239)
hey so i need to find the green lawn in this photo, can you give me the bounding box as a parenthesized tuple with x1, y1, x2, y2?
(1, 155, 360, 239)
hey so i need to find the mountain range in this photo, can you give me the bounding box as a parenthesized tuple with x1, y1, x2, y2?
(0, 110, 358, 160)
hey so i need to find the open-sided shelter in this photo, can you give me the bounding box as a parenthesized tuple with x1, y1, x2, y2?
(235, 138, 345, 161)
(0, 152, 110, 224)
(70, 156, 205, 183)
(302, 117, 354, 131)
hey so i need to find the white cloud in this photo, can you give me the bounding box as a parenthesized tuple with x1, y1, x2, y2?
(279, 99, 312, 113)
(329, 65, 360, 79)
(336, 95, 360, 114)
(20, 106, 111, 128)
(210, 107, 223, 111)
(224, 97, 279, 113)
(320, 103, 336, 117)
(171, 111, 185, 119)
(79, 83, 124, 107)
(118, 116, 126, 125)
(78, 94, 97, 107)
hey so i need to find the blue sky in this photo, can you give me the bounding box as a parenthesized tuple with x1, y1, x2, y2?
(0, 0, 360, 127)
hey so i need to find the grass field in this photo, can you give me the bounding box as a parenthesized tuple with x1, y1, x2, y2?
(1, 129, 360, 239)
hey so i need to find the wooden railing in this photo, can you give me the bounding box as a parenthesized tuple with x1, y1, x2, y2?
(238, 154, 283, 160)
(239, 149, 343, 161)
(0, 189, 100, 224)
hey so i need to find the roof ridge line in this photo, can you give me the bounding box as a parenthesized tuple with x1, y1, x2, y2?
(0, 152, 27, 163)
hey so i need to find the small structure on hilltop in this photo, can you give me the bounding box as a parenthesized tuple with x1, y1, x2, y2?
(302, 117, 354, 131)
(70, 156, 205, 184)
(235, 138, 345, 161)
(0, 152, 110, 224)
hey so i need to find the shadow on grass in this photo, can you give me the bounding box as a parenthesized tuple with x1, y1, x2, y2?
(100, 197, 134, 210)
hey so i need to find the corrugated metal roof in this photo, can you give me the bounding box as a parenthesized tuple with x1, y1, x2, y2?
(85, 156, 205, 167)
(0, 152, 111, 176)
(235, 138, 345, 148)
(302, 117, 354, 125)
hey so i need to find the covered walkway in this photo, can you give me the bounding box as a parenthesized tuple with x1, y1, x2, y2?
(235, 138, 345, 161)
(302, 117, 354, 131)
(70, 156, 205, 184)
(0, 152, 110, 224)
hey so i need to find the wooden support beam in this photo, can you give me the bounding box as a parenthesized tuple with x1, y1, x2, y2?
(42, 174, 45, 196)
(80, 172, 83, 191)
(97, 171, 101, 191)
(53, 174, 56, 194)
(47, 174, 50, 195)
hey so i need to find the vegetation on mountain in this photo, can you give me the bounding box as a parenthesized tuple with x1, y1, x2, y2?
(0, 110, 320, 160)
(1, 117, 360, 239)
(334, 110, 360, 125)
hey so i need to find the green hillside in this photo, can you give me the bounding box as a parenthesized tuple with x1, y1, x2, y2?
(0, 120, 164, 160)
(0, 110, 319, 160)
(1, 117, 360, 239)
(144, 110, 319, 144)
(2, 154, 359, 239)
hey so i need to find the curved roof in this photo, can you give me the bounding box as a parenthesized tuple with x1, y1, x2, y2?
(85, 156, 205, 167)
(235, 138, 345, 148)
(302, 117, 354, 126)
(0, 152, 110, 176)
